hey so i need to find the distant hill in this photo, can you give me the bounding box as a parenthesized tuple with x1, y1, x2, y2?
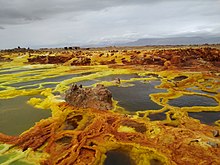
(122, 36, 220, 46)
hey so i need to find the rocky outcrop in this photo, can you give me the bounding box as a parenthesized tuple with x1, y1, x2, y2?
(65, 84, 113, 110)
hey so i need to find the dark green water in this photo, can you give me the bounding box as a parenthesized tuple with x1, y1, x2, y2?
(97, 74, 139, 81)
(0, 152, 32, 165)
(148, 112, 167, 121)
(187, 87, 217, 96)
(0, 95, 51, 136)
(74, 80, 97, 87)
(104, 150, 133, 165)
(75, 74, 139, 87)
(168, 95, 218, 107)
(188, 111, 220, 125)
(8, 71, 94, 89)
(0, 67, 51, 75)
(9, 74, 79, 87)
(108, 81, 166, 111)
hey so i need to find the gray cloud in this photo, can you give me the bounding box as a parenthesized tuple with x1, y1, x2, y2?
(0, 0, 220, 49)
(0, 26, 5, 30)
(1, 0, 219, 26)
(0, 0, 209, 25)
(0, 0, 147, 25)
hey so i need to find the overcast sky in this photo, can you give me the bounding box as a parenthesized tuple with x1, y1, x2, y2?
(0, 0, 220, 49)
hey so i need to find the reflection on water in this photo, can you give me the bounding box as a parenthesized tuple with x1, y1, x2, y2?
(70, 74, 140, 88)
(0, 95, 51, 136)
(0, 66, 54, 75)
(19, 73, 38, 78)
(75, 80, 97, 87)
(108, 81, 166, 111)
(97, 74, 139, 81)
(42, 83, 58, 89)
(187, 88, 217, 96)
(104, 150, 133, 165)
(0, 69, 31, 75)
(188, 111, 220, 125)
(9, 74, 79, 87)
(8, 71, 94, 89)
(19, 84, 40, 90)
(147, 80, 161, 86)
(169, 95, 218, 107)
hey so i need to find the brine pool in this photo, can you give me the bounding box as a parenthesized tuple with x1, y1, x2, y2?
(0, 65, 220, 164)
(0, 65, 220, 131)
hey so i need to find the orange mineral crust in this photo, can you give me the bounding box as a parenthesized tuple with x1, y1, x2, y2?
(0, 100, 220, 164)
(0, 45, 219, 165)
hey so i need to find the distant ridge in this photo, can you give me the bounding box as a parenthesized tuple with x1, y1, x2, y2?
(122, 36, 220, 46)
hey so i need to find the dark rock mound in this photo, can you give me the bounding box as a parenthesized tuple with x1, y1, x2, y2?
(65, 84, 113, 110)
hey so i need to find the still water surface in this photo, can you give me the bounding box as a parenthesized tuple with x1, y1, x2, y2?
(0, 95, 51, 135)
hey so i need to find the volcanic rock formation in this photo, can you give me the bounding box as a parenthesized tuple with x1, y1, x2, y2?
(65, 84, 113, 110)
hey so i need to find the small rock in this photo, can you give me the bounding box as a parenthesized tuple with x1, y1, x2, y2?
(190, 139, 200, 143)
(212, 130, 219, 137)
(207, 141, 218, 148)
(70, 84, 78, 91)
(114, 78, 121, 84)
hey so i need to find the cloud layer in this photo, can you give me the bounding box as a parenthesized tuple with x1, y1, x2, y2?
(0, 0, 152, 25)
(0, 0, 220, 49)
